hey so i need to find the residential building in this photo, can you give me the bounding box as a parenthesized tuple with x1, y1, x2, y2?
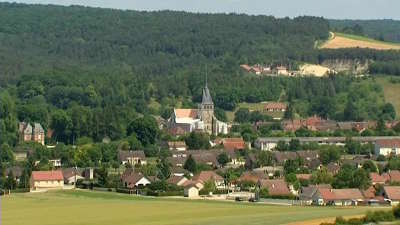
(19, 122, 45, 145)
(192, 171, 225, 190)
(118, 150, 147, 166)
(62, 168, 84, 185)
(30, 171, 64, 191)
(222, 138, 246, 151)
(167, 175, 188, 186)
(258, 179, 291, 197)
(312, 188, 364, 206)
(383, 186, 400, 205)
(184, 183, 200, 198)
(375, 139, 400, 156)
(263, 102, 287, 113)
(167, 141, 187, 151)
(121, 169, 151, 189)
(370, 172, 387, 185)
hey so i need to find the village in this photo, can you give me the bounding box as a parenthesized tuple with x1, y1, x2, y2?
(5, 82, 400, 208)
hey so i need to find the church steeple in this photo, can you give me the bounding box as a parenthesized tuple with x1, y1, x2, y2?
(202, 67, 213, 105)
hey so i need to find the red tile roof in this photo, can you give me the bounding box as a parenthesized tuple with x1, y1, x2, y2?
(192, 171, 224, 183)
(318, 188, 364, 201)
(384, 186, 400, 200)
(370, 172, 387, 184)
(175, 109, 198, 119)
(386, 170, 400, 183)
(296, 174, 312, 180)
(376, 139, 400, 148)
(31, 171, 63, 181)
(222, 138, 246, 151)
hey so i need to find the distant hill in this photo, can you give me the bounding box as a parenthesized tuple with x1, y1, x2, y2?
(329, 19, 400, 43)
(320, 32, 400, 50)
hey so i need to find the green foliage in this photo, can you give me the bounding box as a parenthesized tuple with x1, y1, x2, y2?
(362, 160, 378, 173)
(127, 116, 159, 146)
(185, 132, 210, 150)
(183, 155, 197, 173)
(156, 157, 171, 180)
(311, 168, 334, 185)
(333, 165, 371, 190)
(319, 147, 341, 165)
(257, 151, 273, 167)
(217, 153, 230, 167)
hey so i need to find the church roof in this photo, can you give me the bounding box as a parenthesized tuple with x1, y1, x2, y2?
(175, 109, 198, 119)
(202, 85, 213, 104)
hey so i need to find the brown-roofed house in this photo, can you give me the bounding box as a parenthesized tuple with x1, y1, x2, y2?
(118, 150, 147, 166)
(167, 141, 187, 151)
(121, 170, 151, 189)
(312, 188, 364, 206)
(382, 170, 400, 183)
(30, 171, 64, 191)
(167, 175, 188, 186)
(263, 102, 287, 113)
(192, 171, 225, 190)
(370, 172, 387, 185)
(258, 179, 291, 196)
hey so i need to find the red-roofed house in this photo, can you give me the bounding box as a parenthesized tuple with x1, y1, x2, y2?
(222, 138, 246, 151)
(370, 172, 387, 185)
(382, 170, 400, 183)
(30, 171, 64, 191)
(192, 171, 225, 190)
(375, 139, 400, 156)
(383, 186, 400, 205)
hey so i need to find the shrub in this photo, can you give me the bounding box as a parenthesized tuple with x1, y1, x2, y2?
(364, 210, 395, 223)
(393, 204, 400, 219)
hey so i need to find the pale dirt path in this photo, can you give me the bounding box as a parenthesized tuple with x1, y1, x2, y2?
(285, 214, 364, 225)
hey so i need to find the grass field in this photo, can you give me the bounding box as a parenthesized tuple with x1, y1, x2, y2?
(376, 76, 400, 119)
(2, 190, 387, 225)
(320, 32, 400, 50)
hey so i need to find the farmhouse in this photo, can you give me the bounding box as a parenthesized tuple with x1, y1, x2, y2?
(167, 141, 187, 151)
(118, 150, 147, 166)
(312, 188, 364, 206)
(167, 82, 228, 135)
(30, 171, 64, 191)
(263, 102, 287, 113)
(383, 186, 400, 205)
(375, 139, 400, 156)
(19, 122, 45, 145)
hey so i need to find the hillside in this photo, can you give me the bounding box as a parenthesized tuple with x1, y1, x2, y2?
(0, 3, 329, 85)
(320, 32, 400, 50)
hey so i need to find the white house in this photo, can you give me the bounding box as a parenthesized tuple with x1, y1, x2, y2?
(30, 171, 64, 191)
(184, 184, 200, 198)
(121, 171, 151, 189)
(375, 139, 400, 156)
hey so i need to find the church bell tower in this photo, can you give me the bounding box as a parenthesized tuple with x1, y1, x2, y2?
(198, 75, 214, 134)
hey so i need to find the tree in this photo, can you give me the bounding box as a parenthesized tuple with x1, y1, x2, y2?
(362, 160, 378, 173)
(310, 168, 333, 184)
(4, 170, 16, 190)
(203, 180, 216, 193)
(96, 165, 109, 187)
(217, 153, 230, 167)
(185, 132, 210, 150)
(156, 157, 171, 180)
(257, 151, 273, 167)
(214, 108, 227, 122)
(127, 116, 159, 146)
(184, 155, 197, 173)
(234, 108, 250, 123)
(351, 168, 371, 190)
(289, 139, 301, 151)
(276, 140, 288, 151)
(345, 138, 361, 155)
(319, 147, 341, 165)
(284, 158, 303, 175)
(50, 109, 72, 143)
(381, 103, 396, 120)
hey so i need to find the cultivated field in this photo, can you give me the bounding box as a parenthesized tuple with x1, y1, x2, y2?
(321, 32, 400, 50)
(2, 190, 385, 225)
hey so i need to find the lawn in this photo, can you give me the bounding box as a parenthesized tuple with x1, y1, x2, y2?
(376, 76, 400, 119)
(2, 190, 386, 225)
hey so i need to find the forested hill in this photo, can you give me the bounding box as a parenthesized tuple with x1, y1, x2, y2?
(0, 3, 329, 85)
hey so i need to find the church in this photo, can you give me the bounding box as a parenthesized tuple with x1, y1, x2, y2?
(168, 83, 228, 136)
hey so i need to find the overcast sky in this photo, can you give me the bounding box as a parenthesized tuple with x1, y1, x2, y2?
(2, 0, 400, 20)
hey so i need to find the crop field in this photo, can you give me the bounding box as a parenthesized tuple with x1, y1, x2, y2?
(1, 190, 386, 225)
(320, 32, 400, 50)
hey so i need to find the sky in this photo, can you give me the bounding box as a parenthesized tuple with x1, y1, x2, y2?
(2, 0, 400, 20)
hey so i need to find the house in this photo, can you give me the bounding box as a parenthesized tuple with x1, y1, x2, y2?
(312, 188, 364, 206)
(167, 82, 228, 135)
(19, 122, 45, 145)
(168, 157, 187, 168)
(276, 66, 289, 75)
(34, 159, 62, 168)
(30, 171, 64, 191)
(171, 167, 190, 177)
(263, 102, 287, 113)
(118, 150, 147, 166)
(222, 138, 246, 151)
(258, 179, 291, 197)
(184, 183, 200, 198)
(121, 170, 151, 189)
(167, 175, 188, 186)
(383, 186, 400, 205)
(296, 174, 312, 181)
(240, 64, 252, 72)
(167, 141, 187, 151)
(299, 184, 332, 205)
(370, 172, 387, 185)
(192, 171, 225, 190)
(326, 163, 341, 175)
(382, 170, 400, 183)
(237, 171, 268, 184)
(62, 168, 84, 185)
(253, 166, 284, 178)
(375, 139, 400, 156)
(188, 150, 219, 167)
(273, 152, 298, 165)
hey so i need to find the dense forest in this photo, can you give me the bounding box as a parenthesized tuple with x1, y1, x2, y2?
(0, 3, 399, 148)
(329, 19, 400, 43)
